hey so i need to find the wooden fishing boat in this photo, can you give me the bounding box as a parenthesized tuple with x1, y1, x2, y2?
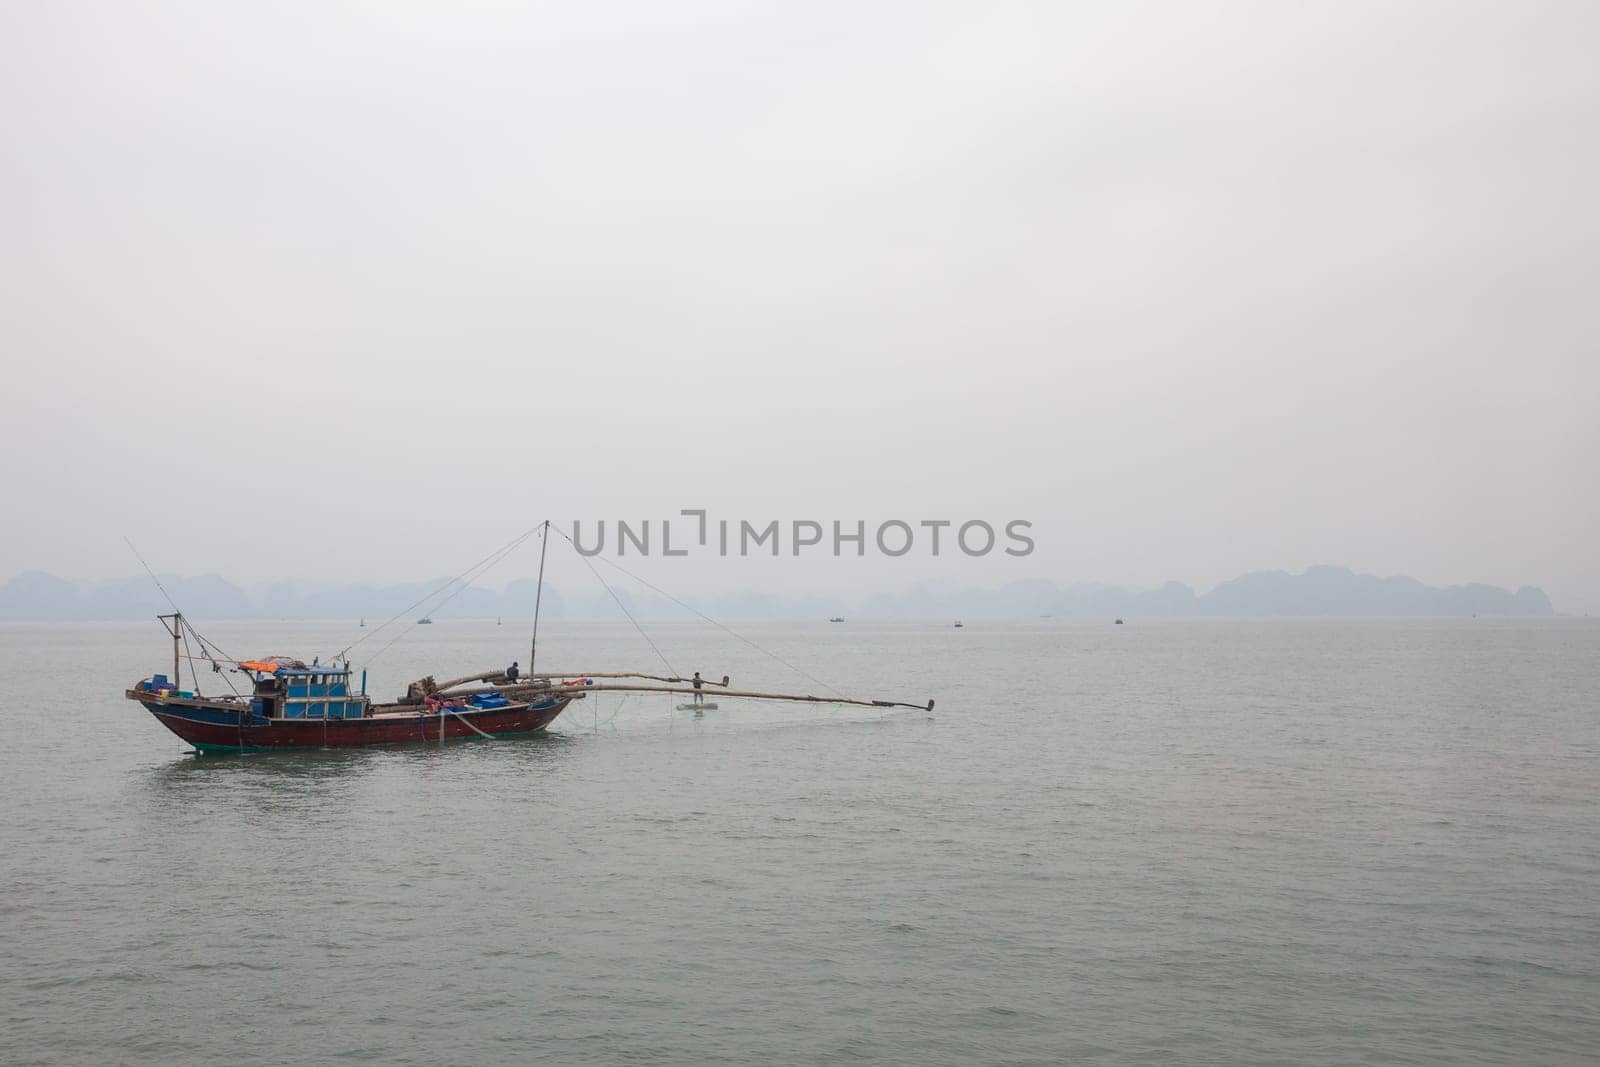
(127, 642, 927, 752)
(124, 523, 932, 753)
(126, 627, 576, 752)
(126, 680, 572, 752)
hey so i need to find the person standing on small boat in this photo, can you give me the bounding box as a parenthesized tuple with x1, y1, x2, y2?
(505, 661, 519, 682)
(691, 671, 704, 706)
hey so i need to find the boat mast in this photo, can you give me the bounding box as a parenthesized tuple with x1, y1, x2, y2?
(529, 519, 549, 673)
(157, 612, 183, 688)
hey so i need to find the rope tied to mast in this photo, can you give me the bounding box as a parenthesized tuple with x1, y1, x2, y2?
(562, 529, 680, 679)
(550, 525, 845, 700)
(336, 522, 546, 668)
(124, 536, 241, 695)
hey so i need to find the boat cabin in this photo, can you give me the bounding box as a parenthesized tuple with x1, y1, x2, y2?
(242, 658, 369, 720)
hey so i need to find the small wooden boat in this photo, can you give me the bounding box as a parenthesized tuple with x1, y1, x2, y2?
(953, 620, 964, 628)
(125, 524, 932, 753)
(828, 616, 845, 623)
(126, 622, 575, 752)
(417, 617, 433, 625)
(127, 667, 572, 752)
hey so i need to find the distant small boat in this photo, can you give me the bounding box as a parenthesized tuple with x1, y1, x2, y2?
(828, 616, 845, 623)
(359, 618, 365, 627)
(953, 620, 964, 628)
(417, 617, 433, 625)
(1114, 618, 1124, 625)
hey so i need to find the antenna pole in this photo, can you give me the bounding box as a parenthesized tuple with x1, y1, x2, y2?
(530, 520, 550, 673)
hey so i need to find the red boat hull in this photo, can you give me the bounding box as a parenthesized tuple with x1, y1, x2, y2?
(128, 691, 574, 751)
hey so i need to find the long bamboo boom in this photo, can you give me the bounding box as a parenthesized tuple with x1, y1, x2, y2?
(426, 669, 731, 694)
(399, 678, 930, 712)
(541, 681, 933, 712)
(428, 669, 512, 692)
(531, 671, 731, 687)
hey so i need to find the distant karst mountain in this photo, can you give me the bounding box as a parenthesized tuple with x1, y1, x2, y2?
(0, 565, 1556, 621)
(1194, 565, 1553, 617)
(860, 566, 1553, 619)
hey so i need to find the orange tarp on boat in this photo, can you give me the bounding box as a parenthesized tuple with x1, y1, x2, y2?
(239, 660, 282, 673)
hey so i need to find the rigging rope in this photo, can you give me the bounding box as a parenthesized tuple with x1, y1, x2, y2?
(566, 540, 679, 678)
(335, 523, 545, 667)
(448, 708, 497, 740)
(124, 536, 241, 695)
(550, 527, 845, 699)
(186, 630, 242, 695)
(180, 626, 208, 697)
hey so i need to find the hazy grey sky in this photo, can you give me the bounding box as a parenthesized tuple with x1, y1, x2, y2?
(3, 2, 1596, 609)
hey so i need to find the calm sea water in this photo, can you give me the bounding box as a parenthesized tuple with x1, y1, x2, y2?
(1, 618, 1596, 1064)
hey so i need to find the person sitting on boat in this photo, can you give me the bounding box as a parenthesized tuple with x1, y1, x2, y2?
(505, 661, 519, 682)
